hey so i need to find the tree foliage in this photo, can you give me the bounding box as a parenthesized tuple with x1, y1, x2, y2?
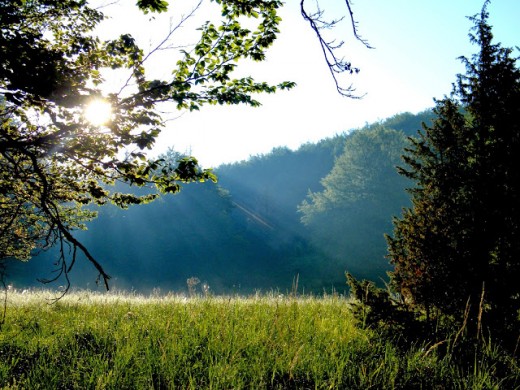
(0, 0, 298, 289)
(387, 2, 520, 340)
(299, 125, 411, 279)
(300, 125, 408, 222)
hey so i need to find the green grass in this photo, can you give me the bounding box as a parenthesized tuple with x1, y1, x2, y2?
(0, 289, 518, 389)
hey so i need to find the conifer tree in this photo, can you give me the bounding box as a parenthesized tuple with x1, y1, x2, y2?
(387, 2, 520, 339)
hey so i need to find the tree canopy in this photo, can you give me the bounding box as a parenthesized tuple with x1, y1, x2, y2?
(299, 124, 412, 279)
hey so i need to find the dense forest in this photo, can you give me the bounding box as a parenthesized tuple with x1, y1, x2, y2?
(5, 110, 436, 294)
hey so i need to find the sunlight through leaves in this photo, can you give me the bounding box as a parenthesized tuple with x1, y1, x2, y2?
(84, 99, 112, 126)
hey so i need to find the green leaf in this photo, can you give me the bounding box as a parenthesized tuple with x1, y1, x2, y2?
(136, 0, 169, 14)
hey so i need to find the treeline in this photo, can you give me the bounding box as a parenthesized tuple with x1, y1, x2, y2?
(6, 110, 435, 294)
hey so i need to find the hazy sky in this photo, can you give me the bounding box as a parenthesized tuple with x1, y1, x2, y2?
(97, 1, 519, 167)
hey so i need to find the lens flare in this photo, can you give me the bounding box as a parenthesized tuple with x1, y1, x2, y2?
(84, 99, 112, 126)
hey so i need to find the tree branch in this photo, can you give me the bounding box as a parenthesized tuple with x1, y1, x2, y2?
(25, 149, 111, 291)
(300, 0, 373, 98)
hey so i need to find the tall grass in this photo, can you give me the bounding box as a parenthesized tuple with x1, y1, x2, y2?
(0, 289, 518, 389)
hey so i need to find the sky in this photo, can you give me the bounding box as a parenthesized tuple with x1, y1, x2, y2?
(96, 0, 520, 168)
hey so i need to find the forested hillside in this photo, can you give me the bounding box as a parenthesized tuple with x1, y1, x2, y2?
(6, 110, 435, 294)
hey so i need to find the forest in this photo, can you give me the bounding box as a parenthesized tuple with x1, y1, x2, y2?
(4, 110, 436, 294)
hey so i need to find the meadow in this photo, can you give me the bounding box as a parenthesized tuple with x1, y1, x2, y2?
(0, 289, 518, 389)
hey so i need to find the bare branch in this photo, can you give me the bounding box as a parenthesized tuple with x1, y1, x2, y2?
(300, 0, 373, 98)
(343, 0, 373, 49)
(24, 148, 112, 291)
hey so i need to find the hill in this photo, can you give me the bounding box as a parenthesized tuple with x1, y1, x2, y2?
(5, 110, 435, 294)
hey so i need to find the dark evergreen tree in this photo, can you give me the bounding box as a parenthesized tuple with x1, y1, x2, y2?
(387, 2, 520, 340)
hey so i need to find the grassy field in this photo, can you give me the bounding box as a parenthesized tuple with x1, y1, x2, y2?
(0, 289, 518, 389)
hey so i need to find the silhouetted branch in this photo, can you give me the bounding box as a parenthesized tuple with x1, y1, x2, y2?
(0, 262, 7, 327)
(300, 0, 373, 98)
(25, 149, 111, 292)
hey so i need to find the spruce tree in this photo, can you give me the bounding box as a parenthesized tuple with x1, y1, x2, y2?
(387, 2, 520, 340)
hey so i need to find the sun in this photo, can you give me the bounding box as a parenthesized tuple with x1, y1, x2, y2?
(84, 99, 112, 126)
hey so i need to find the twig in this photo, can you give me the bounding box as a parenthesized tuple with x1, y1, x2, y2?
(424, 339, 447, 357)
(300, 0, 373, 98)
(477, 281, 485, 340)
(452, 296, 471, 352)
(0, 263, 7, 328)
(117, 0, 204, 96)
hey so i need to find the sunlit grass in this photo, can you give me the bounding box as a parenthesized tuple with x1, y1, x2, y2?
(0, 289, 518, 389)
